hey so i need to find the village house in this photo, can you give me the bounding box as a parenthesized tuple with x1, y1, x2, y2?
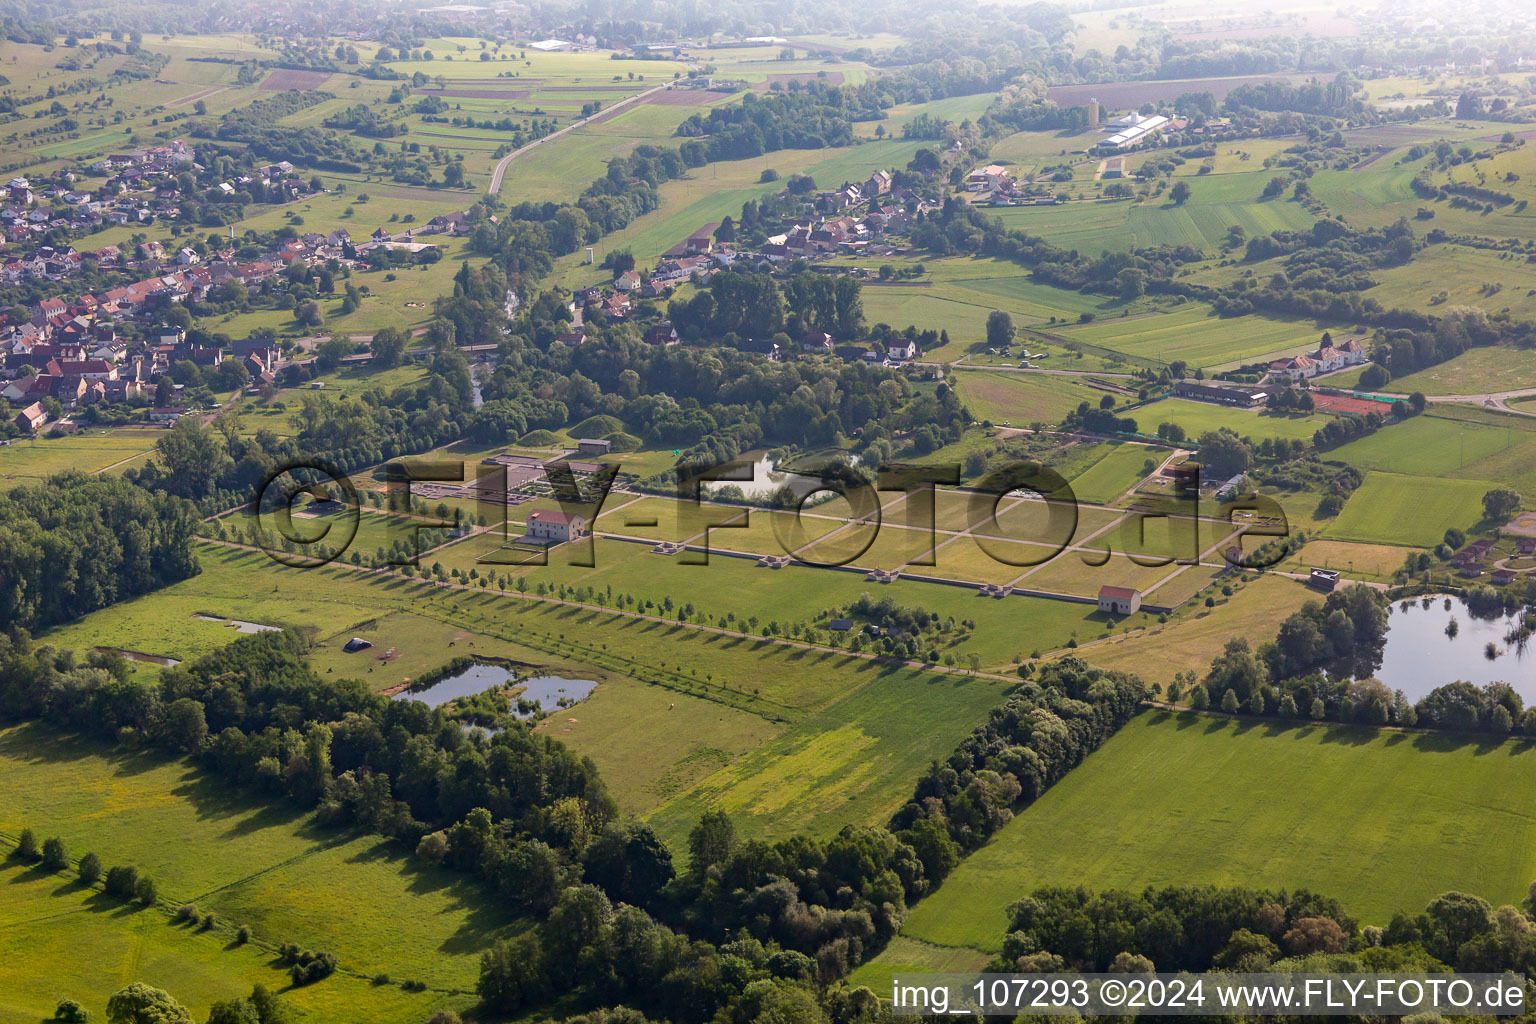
(966, 164, 1012, 192)
(13, 401, 47, 434)
(887, 338, 921, 362)
(802, 331, 834, 353)
(738, 338, 781, 361)
(645, 321, 680, 346)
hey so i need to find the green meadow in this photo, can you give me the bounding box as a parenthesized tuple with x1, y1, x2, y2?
(1054, 304, 1331, 370)
(1131, 397, 1330, 442)
(0, 429, 161, 483)
(1329, 471, 1494, 547)
(858, 711, 1536, 984)
(1380, 346, 1536, 396)
(952, 369, 1107, 425)
(987, 172, 1315, 252)
(0, 722, 491, 1018)
(1064, 444, 1160, 504)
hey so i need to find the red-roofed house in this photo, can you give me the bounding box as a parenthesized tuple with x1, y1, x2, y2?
(1269, 353, 1318, 381)
(525, 509, 589, 544)
(1097, 585, 1142, 615)
(13, 401, 47, 434)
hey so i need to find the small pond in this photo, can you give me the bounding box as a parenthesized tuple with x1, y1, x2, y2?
(392, 662, 597, 719)
(96, 647, 180, 667)
(194, 614, 281, 634)
(1374, 596, 1533, 701)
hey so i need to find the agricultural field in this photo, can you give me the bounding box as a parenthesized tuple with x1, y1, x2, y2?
(1329, 471, 1495, 547)
(0, 722, 491, 1018)
(17, 8, 1536, 1019)
(1369, 245, 1536, 320)
(1052, 303, 1332, 370)
(987, 171, 1317, 253)
(1062, 443, 1161, 504)
(951, 369, 1109, 425)
(1328, 407, 1536, 498)
(1278, 539, 1417, 583)
(0, 428, 162, 483)
(860, 710, 1536, 982)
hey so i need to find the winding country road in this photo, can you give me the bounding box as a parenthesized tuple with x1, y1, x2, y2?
(487, 83, 672, 194)
(1362, 385, 1536, 416)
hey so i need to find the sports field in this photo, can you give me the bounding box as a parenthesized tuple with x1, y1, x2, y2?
(1329, 471, 1495, 547)
(862, 710, 1536, 978)
(1132, 397, 1330, 442)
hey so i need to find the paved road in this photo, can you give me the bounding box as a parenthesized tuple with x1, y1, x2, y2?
(487, 83, 672, 194)
(1355, 385, 1536, 416)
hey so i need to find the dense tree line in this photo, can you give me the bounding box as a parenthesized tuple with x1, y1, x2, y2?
(1178, 587, 1536, 736)
(126, 372, 474, 511)
(666, 267, 864, 341)
(998, 884, 1357, 972)
(677, 87, 855, 158)
(892, 660, 1145, 855)
(0, 475, 200, 630)
(475, 319, 948, 467)
(996, 880, 1536, 983)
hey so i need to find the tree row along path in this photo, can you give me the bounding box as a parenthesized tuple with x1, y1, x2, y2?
(488, 83, 673, 194)
(196, 535, 1023, 688)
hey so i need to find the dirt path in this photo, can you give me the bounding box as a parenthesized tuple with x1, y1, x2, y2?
(166, 85, 227, 108)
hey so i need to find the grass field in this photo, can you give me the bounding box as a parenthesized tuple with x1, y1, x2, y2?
(1325, 405, 1536, 499)
(952, 370, 1107, 425)
(1279, 539, 1417, 582)
(1370, 245, 1536, 320)
(1379, 345, 1536, 396)
(1064, 444, 1158, 505)
(863, 710, 1536, 980)
(40, 543, 1115, 850)
(1131, 397, 1330, 442)
(0, 429, 162, 483)
(643, 662, 1014, 847)
(1055, 305, 1333, 370)
(1329, 471, 1495, 547)
(986, 172, 1316, 254)
(0, 722, 492, 1018)
(1327, 410, 1529, 477)
(1068, 574, 1316, 685)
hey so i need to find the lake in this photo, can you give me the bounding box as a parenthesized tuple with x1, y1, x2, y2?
(1374, 596, 1533, 700)
(392, 661, 597, 719)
